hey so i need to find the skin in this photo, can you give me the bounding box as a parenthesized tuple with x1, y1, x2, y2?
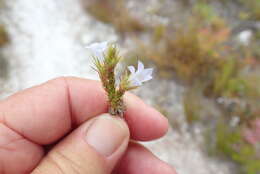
(0, 77, 177, 174)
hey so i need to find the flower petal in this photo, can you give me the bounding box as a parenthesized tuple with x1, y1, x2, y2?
(143, 75, 153, 82)
(143, 68, 153, 77)
(86, 41, 108, 50)
(137, 61, 144, 71)
(131, 78, 142, 86)
(138, 68, 153, 82)
(128, 66, 136, 74)
(97, 41, 109, 52)
(86, 41, 109, 60)
(128, 61, 153, 86)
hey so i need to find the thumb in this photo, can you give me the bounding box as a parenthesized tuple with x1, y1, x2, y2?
(32, 114, 130, 174)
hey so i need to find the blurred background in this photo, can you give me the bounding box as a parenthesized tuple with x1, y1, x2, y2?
(0, 0, 259, 174)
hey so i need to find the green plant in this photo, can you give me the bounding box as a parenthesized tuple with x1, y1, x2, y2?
(183, 88, 203, 123)
(213, 58, 237, 96)
(140, 21, 230, 83)
(153, 24, 166, 42)
(87, 42, 153, 116)
(0, 25, 9, 47)
(192, 1, 226, 30)
(93, 44, 132, 116)
(215, 121, 260, 174)
(241, 0, 260, 20)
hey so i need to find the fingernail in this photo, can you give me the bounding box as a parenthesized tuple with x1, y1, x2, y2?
(85, 114, 129, 157)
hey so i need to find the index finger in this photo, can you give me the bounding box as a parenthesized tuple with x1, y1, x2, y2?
(0, 77, 168, 145)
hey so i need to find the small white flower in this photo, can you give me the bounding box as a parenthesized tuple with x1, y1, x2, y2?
(230, 116, 240, 127)
(238, 30, 252, 46)
(86, 41, 108, 60)
(128, 61, 153, 86)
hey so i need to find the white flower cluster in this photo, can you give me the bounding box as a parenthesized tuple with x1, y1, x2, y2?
(128, 61, 153, 86)
(85, 41, 108, 60)
(86, 42, 153, 86)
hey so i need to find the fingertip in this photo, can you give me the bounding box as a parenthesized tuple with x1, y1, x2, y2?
(124, 93, 169, 141)
(154, 110, 169, 137)
(130, 108, 168, 141)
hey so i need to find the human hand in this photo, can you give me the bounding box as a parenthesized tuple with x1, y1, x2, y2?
(0, 77, 177, 174)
